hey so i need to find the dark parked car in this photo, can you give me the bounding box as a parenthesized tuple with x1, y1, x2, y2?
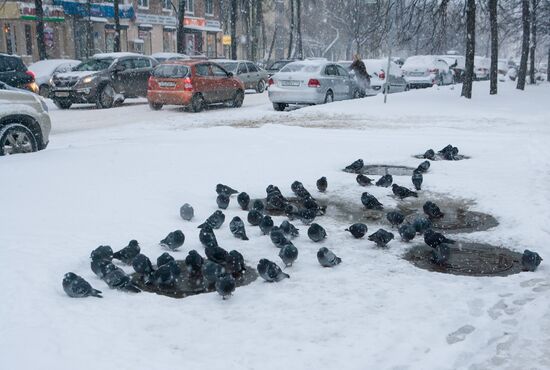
(265, 59, 299, 77)
(50, 52, 157, 109)
(0, 53, 38, 93)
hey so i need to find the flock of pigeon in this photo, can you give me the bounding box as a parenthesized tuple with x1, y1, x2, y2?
(62, 144, 543, 300)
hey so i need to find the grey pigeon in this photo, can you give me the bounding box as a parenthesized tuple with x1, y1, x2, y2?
(521, 250, 543, 272)
(423, 149, 435, 160)
(386, 211, 405, 227)
(112, 240, 140, 265)
(205, 245, 229, 265)
(392, 184, 418, 199)
(228, 250, 246, 275)
(90, 245, 113, 262)
(317, 247, 342, 267)
(259, 215, 274, 235)
(185, 250, 204, 276)
(431, 243, 451, 265)
(157, 252, 175, 268)
(152, 260, 181, 288)
(398, 223, 416, 242)
(132, 254, 155, 282)
(91, 259, 115, 279)
(215, 273, 236, 299)
(307, 223, 327, 242)
(344, 159, 364, 173)
(345, 223, 368, 238)
(103, 267, 141, 293)
(376, 174, 393, 187)
(199, 224, 218, 248)
(198, 210, 225, 229)
(237, 192, 250, 210)
(229, 216, 249, 240)
(423, 201, 444, 219)
(416, 160, 430, 173)
(412, 216, 432, 234)
(361, 192, 384, 210)
(257, 259, 289, 282)
(63, 273, 102, 298)
(412, 171, 423, 191)
(424, 229, 455, 248)
(247, 209, 263, 226)
(302, 196, 319, 211)
(368, 228, 394, 247)
(279, 242, 298, 267)
(216, 193, 230, 210)
(270, 226, 288, 248)
(284, 203, 299, 220)
(179, 203, 194, 221)
(317, 177, 328, 192)
(160, 230, 185, 251)
(356, 174, 374, 186)
(216, 183, 238, 196)
(202, 260, 225, 288)
(280, 220, 299, 238)
(252, 199, 265, 211)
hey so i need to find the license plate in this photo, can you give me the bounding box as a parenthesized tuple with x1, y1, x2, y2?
(55, 91, 70, 97)
(281, 80, 300, 87)
(410, 72, 425, 76)
(159, 81, 176, 87)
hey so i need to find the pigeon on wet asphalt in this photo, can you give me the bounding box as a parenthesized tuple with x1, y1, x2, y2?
(398, 223, 417, 242)
(308, 223, 327, 242)
(179, 203, 194, 221)
(252, 199, 265, 212)
(228, 250, 246, 275)
(423, 201, 445, 219)
(392, 184, 418, 199)
(215, 273, 236, 300)
(416, 160, 431, 173)
(423, 149, 435, 160)
(198, 210, 225, 229)
(205, 245, 230, 265)
(160, 230, 185, 251)
(199, 224, 218, 248)
(216, 193, 230, 210)
(386, 211, 405, 227)
(356, 174, 374, 186)
(424, 229, 455, 248)
(132, 254, 155, 282)
(432, 243, 451, 265)
(259, 215, 274, 235)
(237, 192, 250, 210)
(257, 259, 289, 282)
(344, 159, 364, 173)
(279, 242, 299, 267)
(361, 192, 384, 210)
(63, 273, 102, 298)
(368, 229, 395, 247)
(284, 203, 299, 220)
(412, 171, 423, 191)
(412, 216, 432, 234)
(216, 184, 238, 196)
(317, 247, 342, 267)
(112, 240, 140, 265)
(376, 174, 393, 188)
(229, 216, 249, 240)
(91, 259, 115, 279)
(103, 266, 141, 293)
(247, 209, 263, 226)
(90, 245, 113, 262)
(185, 250, 204, 276)
(157, 252, 175, 268)
(280, 220, 300, 238)
(270, 226, 288, 248)
(202, 260, 225, 288)
(316, 177, 328, 192)
(521, 250, 543, 272)
(302, 197, 319, 212)
(345, 223, 368, 238)
(152, 260, 181, 288)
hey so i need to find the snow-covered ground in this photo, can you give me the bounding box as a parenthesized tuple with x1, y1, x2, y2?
(1, 82, 549, 370)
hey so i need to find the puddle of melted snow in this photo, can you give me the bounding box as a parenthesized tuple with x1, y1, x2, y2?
(354, 165, 417, 176)
(412, 154, 471, 161)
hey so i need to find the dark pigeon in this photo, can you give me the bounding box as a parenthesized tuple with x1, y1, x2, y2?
(247, 209, 263, 226)
(205, 245, 230, 265)
(344, 159, 364, 173)
(307, 223, 327, 242)
(179, 203, 194, 221)
(216, 193, 230, 210)
(229, 216, 249, 240)
(521, 250, 543, 272)
(216, 184, 238, 196)
(302, 196, 319, 211)
(270, 226, 288, 248)
(356, 174, 374, 186)
(160, 230, 185, 251)
(237, 192, 250, 210)
(63, 272, 102, 298)
(215, 273, 236, 300)
(257, 259, 289, 282)
(280, 220, 299, 238)
(412, 216, 432, 234)
(438, 144, 453, 156)
(376, 174, 393, 188)
(228, 250, 246, 275)
(284, 203, 299, 220)
(185, 250, 204, 276)
(416, 160, 431, 173)
(424, 229, 455, 248)
(199, 224, 218, 248)
(316, 177, 328, 192)
(412, 171, 423, 191)
(202, 260, 225, 288)
(423, 149, 435, 160)
(386, 211, 405, 227)
(132, 254, 155, 282)
(299, 208, 317, 224)
(266, 194, 286, 211)
(279, 242, 299, 267)
(198, 210, 225, 229)
(112, 240, 140, 265)
(398, 223, 416, 242)
(431, 243, 451, 265)
(368, 229, 394, 247)
(252, 199, 265, 212)
(91, 259, 115, 279)
(361, 192, 384, 210)
(157, 252, 175, 268)
(317, 247, 342, 267)
(90, 245, 113, 262)
(152, 260, 181, 288)
(103, 266, 141, 293)
(423, 201, 445, 219)
(259, 215, 274, 235)
(392, 184, 418, 199)
(291, 180, 304, 194)
(345, 223, 368, 238)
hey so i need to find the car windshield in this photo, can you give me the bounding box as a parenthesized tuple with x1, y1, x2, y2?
(280, 63, 321, 73)
(268, 61, 290, 71)
(218, 62, 238, 73)
(73, 58, 114, 71)
(153, 64, 190, 78)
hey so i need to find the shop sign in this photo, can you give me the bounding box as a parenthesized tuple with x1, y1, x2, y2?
(18, 2, 65, 22)
(184, 16, 205, 27)
(135, 13, 176, 26)
(222, 35, 231, 45)
(205, 20, 220, 28)
(52, 0, 135, 19)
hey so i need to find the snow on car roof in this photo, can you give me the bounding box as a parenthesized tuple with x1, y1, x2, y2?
(151, 52, 190, 59)
(92, 52, 143, 59)
(403, 55, 448, 69)
(29, 59, 80, 78)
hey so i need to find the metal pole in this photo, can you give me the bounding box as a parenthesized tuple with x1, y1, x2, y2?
(383, 0, 392, 104)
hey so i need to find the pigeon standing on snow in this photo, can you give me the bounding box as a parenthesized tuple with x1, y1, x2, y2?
(317, 247, 342, 267)
(412, 171, 423, 191)
(279, 242, 299, 267)
(252, 199, 265, 212)
(229, 216, 249, 240)
(345, 223, 368, 238)
(386, 211, 405, 227)
(424, 229, 455, 248)
(215, 273, 236, 299)
(91, 259, 115, 279)
(356, 174, 374, 186)
(160, 230, 185, 251)
(308, 223, 327, 242)
(521, 250, 543, 272)
(205, 245, 230, 265)
(259, 215, 274, 235)
(280, 220, 300, 238)
(199, 224, 218, 248)
(157, 252, 175, 268)
(198, 210, 225, 229)
(361, 192, 384, 210)
(112, 240, 140, 265)
(344, 159, 364, 173)
(103, 266, 141, 293)
(368, 229, 395, 247)
(270, 226, 288, 248)
(216, 193, 230, 210)
(376, 174, 393, 187)
(257, 259, 289, 282)
(185, 250, 204, 277)
(247, 209, 263, 226)
(392, 184, 418, 199)
(298, 208, 317, 224)
(179, 203, 194, 221)
(90, 245, 113, 262)
(423, 201, 445, 219)
(152, 260, 181, 288)
(432, 243, 451, 265)
(412, 216, 432, 234)
(237, 192, 250, 210)
(398, 223, 417, 242)
(63, 273, 102, 298)
(416, 160, 431, 173)
(423, 149, 435, 160)
(216, 184, 238, 196)
(132, 254, 155, 282)
(228, 250, 246, 275)
(316, 177, 328, 192)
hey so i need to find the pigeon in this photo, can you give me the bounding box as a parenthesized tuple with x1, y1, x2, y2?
(160, 230, 185, 251)
(202, 260, 225, 288)
(361, 192, 384, 210)
(229, 216, 249, 240)
(216, 183, 238, 196)
(266, 193, 286, 211)
(307, 223, 327, 242)
(438, 144, 453, 156)
(356, 174, 374, 186)
(63, 273, 102, 298)
(205, 245, 230, 265)
(316, 177, 328, 192)
(424, 229, 455, 248)
(317, 247, 342, 267)
(257, 259, 289, 282)
(392, 184, 418, 199)
(279, 242, 299, 267)
(198, 210, 225, 229)
(295, 186, 312, 200)
(423, 149, 435, 160)
(284, 203, 299, 220)
(431, 243, 451, 265)
(132, 254, 155, 282)
(416, 160, 431, 173)
(386, 211, 405, 227)
(112, 240, 140, 265)
(412, 171, 423, 191)
(90, 245, 113, 262)
(215, 273, 236, 299)
(270, 226, 288, 248)
(302, 197, 319, 212)
(185, 250, 204, 276)
(179, 203, 194, 221)
(376, 174, 393, 187)
(280, 220, 300, 238)
(521, 250, 543, 272)
(398, 223, 416, 242)
(228, 250, 246, 275)
(247, 209, 263, 226)
(157, 252, 175, 268)
(411, 216, 432, 234)
(259, 215, 274, 235)
(199, 225, 218, 248)
(252, 199, 265, 212)
(423, 201, 445, 219)
(152, 260, 181, 288)
(298, 208, 317, 224)
(237, 192, 250, 210)
(91, 259, 116, 279)
(368, 229, 394, 247)
(103, 267, 141, 293)
(291, 180, 304, 194)
(216, 193, 230, 210)
(344, 159, 364, 173)
(345, 223, 368, 238)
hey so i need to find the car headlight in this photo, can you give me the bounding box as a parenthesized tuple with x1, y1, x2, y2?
(49, 77, 55, 86)
(81, 76, 95, 84)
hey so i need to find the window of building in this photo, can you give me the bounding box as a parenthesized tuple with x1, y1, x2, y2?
(4, 24, 16, 54)
(138, 0, 149, 9)
(24, 25, 33, 56)
(185, 0, 194, 14)
(205, 0, 213, 15)
(162, 0, 171, 11)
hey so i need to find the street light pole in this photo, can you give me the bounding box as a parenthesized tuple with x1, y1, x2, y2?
(383, 0, 394, 104)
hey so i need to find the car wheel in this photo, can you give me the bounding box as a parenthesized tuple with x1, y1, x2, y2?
(53, 99, 72, 109)
(405, 84, 410, 91)
(39, 84, 50, 98)
(352, 89, 362, 99)
(256, 80, 266, 93)
(149, 102, 163, 111)
(96, 84, 115, 109)
(0, 123, 38, 156)
(191, 94, 205, 113)
(272, 102, 287, 111)
(324, 90, 334, 104)
(232, 90, 244, 108)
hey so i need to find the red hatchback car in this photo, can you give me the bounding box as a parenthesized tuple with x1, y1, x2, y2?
(147, 60, 245, 112)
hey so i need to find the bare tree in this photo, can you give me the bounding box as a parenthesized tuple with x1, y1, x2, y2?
(296, 0, 303, 59)
(177, 0, 186, 54)
(517, 0, 530, 90)
(34, 0, 47, 59)
(529, 0, 538, 84)
(489, 0, 498, 94)
(462, 0, 476, 99)
(113, 0, 121, 52)
(230, 0, 238, 59)
(288, 0, 295, 58)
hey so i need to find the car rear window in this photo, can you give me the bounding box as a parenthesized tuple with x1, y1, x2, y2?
(153, 64, 190, 78)
(280, 63, 321, 73)
(0, 56, 25, 72)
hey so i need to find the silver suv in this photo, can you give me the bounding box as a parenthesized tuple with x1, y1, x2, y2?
(0, 82, 51, 155)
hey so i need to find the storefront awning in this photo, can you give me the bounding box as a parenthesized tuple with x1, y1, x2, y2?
(204, 26, 222, 33)
(52, 0, 135, 19)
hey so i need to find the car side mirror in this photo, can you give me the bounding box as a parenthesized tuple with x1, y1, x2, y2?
(227, 72, 233, 77)
(114, 64, 126, 73)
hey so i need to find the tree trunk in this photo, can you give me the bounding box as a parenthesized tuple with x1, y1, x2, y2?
(243, 0, 251, 60)
(86, 0, 94, 57)
(461, 0, 476, 99)
(547, 45, 550, 83)
(489, 0, 498, 95)
(259, 0, 266, 59)
(517, 0, 530, 90)
(113, 0, 121, 52)
(267, 26, 277, 62)
(529, 0, 537, 84)
(296, 0, 303, 59)
(288, 0, 294, 58)
(177, 0, 186, 54)
(230, 0, 237, 59)
(35, 0, 47, 59)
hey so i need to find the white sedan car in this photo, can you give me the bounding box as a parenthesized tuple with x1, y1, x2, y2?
(28, 59, 80, 98)
(402, 55, 454, 88)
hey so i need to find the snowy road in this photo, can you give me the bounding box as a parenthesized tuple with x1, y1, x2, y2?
(1, 82, 550, 370)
